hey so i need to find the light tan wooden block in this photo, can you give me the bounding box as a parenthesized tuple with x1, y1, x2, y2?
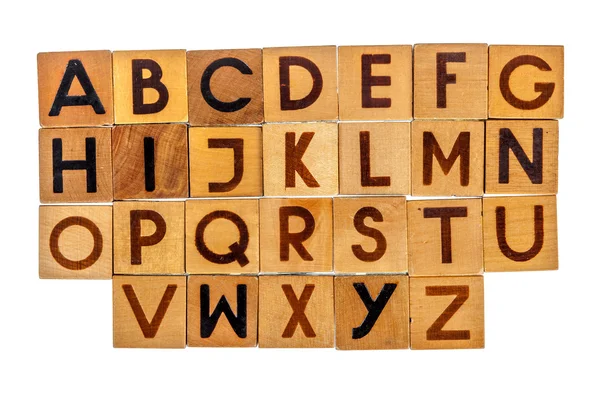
(263, 46, 338, 122)
(333, 197, 407, 273)
(39, 127, 113, 203)
(260, 198, 332, 273)
(39, 205, 112, 279)
(483, 196, 557, 272)
(38, 51, 114, 127)
(413, 43, 487, 119)
(338, 122, 410, 195)
(411, 120, 484, 196)
(187, 275, 258, 347)
(408, 198, 483, 276)
(187, 49, 263, 125)
(338, 45, 412, 121)
(263, 122, 338, 196)
(186, 199, 259, 274)
(112, 124, 188, 199)
(113, 275, 186, 348)
(489, 45, 564, 119)
(335, 275, 409, 350)
(113, 50, 188, 124)
(189, 126, 262, 197)
(410, 276, 484, 349)
(113, 201, 185, 275)
(259, 275, 334, 348)
(485, 120, 558, 195)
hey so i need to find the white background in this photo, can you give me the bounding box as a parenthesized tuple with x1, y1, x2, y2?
(1, 1, 597, 399)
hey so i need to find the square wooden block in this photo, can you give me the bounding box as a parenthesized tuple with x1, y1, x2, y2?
(112, 124, 189, 199)
(186, 199, 259, 274)
(38, 50, 114, 127)
(335, 275, 409, 350)
(39, 127, 113, 203)
(408, 198, 483, 276)
(263, 46, 338, 122)
(113, 50, 188, 124)
(113, 275, 186, 348)
(189, 126, 262, 197)
(412, 120, 484, 196)
(485, 120, 558, 195)
(39, 205, 112, 279)
(263, 122, 338, 196)
(414, 43, 488, 119)
(410, 276, 484, 350)
(483, 196, 557, 272)
(187, 275, 258, 347)
(333, 197, 407, 273)
(187, 49, 263, 125)
(338, 45, 412, 121)
(339, 122, 410, 195)
(259, 275, 334, 348)
(260, 198, 332, 273)
(113, 201, 185, 275)
(489, 45, 564, 119)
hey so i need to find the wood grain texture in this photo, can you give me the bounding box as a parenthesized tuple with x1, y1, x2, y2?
(39, 205, 112, 279)
(258, 275, 334, 348)
(339, 122, 410, 195)
(113, 275, 186, 348)
(189, 126, 262, 197)
(489, 45, 564, 119)
(335, 275, 409, 350)
(333, 197, 407, 273)
(112, 124, 188, 199)
(187, 49, 263, 125)
(187, 275, 258, 347)
(413, 43, 488, 119)
(113, 201, 185, 275)
(411, 120, 484, 196)
(39, 127, 113, 203)
(38, 51, 113, 127)
(483, 195, 557, 272)
(186, 199, 259, 274)
(410, 276, 484, 349)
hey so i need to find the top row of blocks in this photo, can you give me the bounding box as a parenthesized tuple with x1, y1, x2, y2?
(38, 45, 564, 127)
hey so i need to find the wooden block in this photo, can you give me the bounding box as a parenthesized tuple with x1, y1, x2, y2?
(408, 198, 483, 276)
(187, 275, 258, 347)
(39, 127, 113, 203)
(112, 124, 188, 199)
(338, 45, 412, 121)
(186, 199, 259, 274)
(413, 44, 488, 119)
(187, 49, 263, 125)
(39, 205, 112, 279)
(263, 122, 338, 196)
(258, 275, 334, 348)
(411, 120, 484, 196)
(410, 276, 484, 349)
(260, 198, 333, 273)
(338, 122, 410, 195)
(37, 51, 113, 127)
(335, 275, 409, 350)
(113, 275, 186, 348)
(189, 126, 262, 197)
(489, 45, 564, 119)
(333, 197, 407, 273)
(113, 201, 185, 275)
(263, 46, 338, 122)
(485, 120, 558, 195)
(483, 196, 557, 272)
(113, 50, 188, 124)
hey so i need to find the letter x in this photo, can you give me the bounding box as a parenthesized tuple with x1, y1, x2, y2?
(281, 284, 316, 338)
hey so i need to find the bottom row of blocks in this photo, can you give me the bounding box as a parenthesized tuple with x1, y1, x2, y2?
(113, 274, 484, 350)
